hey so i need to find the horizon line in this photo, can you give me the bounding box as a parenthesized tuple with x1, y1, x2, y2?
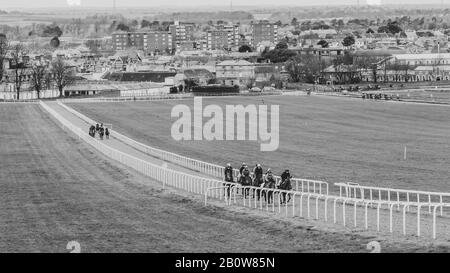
(2, 3, 450, 10)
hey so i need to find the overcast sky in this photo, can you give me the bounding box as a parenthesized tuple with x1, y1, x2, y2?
(0, 0, 446, 8)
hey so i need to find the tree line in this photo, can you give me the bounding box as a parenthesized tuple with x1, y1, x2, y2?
(258, 40, 416, 85)
(0, 38, 75, 100)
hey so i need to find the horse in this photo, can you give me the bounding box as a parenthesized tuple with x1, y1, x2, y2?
(89, 126, 96, 137)
(224, 166, 234, 198)
(262, 175, 276, 204)
(278, 177, 293, 204)
(239, 174, 253, 199)
(252, 176, 264, 200)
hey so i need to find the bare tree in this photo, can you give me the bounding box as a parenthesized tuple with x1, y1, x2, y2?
(51, 58, 75, 98)
(370, 63, 379, 83)
(10, 43, 28, 100)
(399, 64, 414, 82)
(0, 35, 8, 82)
(30, 63, 48, 99)
(354, 55, 379, 83)
(387, 61, 403, 82)
(286, 53, 327, 83)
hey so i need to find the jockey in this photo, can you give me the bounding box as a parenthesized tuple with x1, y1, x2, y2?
(242, 167, 250, 179)
(263, 170, 276, 204)
(224, 163, 234, 198)
(224, 163, 234, 182)
(281, 169, 292, 182)
(99, 127, 104, 140)
(279, 175, 293, 204)
(239, 167, 252, 198)
(252, 164, 264, 200)
(239, 162, 247, 176)
(253, 164, 263, 181)
(264, 170, 276, 186)
(89, 125, 95, 137)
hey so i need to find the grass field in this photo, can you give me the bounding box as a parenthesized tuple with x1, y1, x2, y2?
(3, 103, 422, 252)
(69, 95, 450, 194)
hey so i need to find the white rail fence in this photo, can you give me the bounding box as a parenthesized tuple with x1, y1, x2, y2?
(40, 101, 450, 240)
(57, 101, 329, 195)
(206, 183, 450, 240)
(1, 89, 59, 100)
(60, 94, 193, 103)
(335, 182, 450, 216)
(0, 100, 39, 104)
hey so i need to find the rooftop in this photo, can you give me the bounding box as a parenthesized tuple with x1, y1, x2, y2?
(393, 53, 450, 60)
(217, 60, 253, 66)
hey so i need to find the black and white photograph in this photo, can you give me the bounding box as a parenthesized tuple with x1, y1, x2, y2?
(0, 0, 450, 261)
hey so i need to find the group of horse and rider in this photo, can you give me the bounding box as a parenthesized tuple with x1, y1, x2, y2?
(224, 163, 293, 204)
(89, 123, 110, 140)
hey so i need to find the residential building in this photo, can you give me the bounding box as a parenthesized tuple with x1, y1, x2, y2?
(176, 40, 197, 53)
(216, 60, 255, 86)
(206, 30, 230, 50)
(250, 21, 278, 48)
(174, 68, 215, 88)
(254, 64, 285, 88)
(374, 38, 398, 49)
(169, 21, 195, 49)
(205, 24, 240, 51)
(218, 24, 240, 48)
(390, 53, 450, 66)
(112, 31, 173, 54)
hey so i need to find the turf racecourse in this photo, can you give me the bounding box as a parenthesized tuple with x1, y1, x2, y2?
(4, 103, 431, 253)
(69, 95, 450, 194)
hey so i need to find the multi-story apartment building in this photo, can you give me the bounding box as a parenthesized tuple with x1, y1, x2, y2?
(206, 24, 240, 50)
(218, 24, 240, 48)
(169, 21, 195, 49)
(250, 21, 278, 47)
(206, 30, 230, 50)
(176, 40, 197, 52)
(112, 31, 173, 53)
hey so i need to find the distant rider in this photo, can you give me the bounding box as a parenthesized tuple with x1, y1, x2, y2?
(252, 164, 264, 200)
(238, 167, 252, 198)
(224, 163, 234, 198)
(263, 170, 276, 204)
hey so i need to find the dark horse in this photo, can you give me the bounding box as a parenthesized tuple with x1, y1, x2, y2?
(89, 125, 96, 137)
(278, 177, 293, 204)
(239, 173, 253, 199)
(263, 175, 276, 204)
(224, 165, 234, 198)
(252, 175, 264, 200)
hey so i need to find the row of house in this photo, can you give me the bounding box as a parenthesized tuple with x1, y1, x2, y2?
(323, 52, 450, 83)
(105, 59, 287, 89)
